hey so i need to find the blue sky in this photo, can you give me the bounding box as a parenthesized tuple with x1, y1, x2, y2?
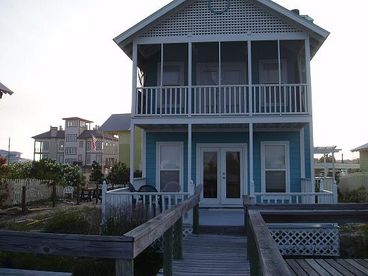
(0, 0, 367, 160)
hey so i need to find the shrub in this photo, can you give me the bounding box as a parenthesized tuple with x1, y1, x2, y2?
(107, 162, 129, 185)
(339, 186, 368, 203)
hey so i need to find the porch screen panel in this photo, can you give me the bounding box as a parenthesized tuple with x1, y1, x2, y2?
(159, 144, 181, 192)
(193, 43, 219, 114)
(280, 40, 307, 113)
(264, 144, 287, 193)
(137, 44, 161, 115)
(203, 151, 218, 198)
(221, 42, 248, 114)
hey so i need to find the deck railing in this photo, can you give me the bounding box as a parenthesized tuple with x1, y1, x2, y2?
(254, 191, 336, 204)
(135, 84, 308, 116)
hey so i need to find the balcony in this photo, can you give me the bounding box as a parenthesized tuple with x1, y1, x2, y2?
(135, 83, 308, 117)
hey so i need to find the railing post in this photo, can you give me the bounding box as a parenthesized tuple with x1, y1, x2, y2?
(332, 181, 338, 204)
(173, 217, 183, 259)
(163, 226, 173, 276)
(115, 259, 133, 276)
(21, 185, 27, 213)
(193, 203, 199, 234)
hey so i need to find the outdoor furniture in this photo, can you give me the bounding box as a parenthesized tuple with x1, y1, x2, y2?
(162, 181, 180, 192)
(80, 187, 94, 202)
(63, 186, 74, 199)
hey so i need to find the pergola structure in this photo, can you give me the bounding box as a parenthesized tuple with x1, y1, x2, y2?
(0, 82, 14, 99)
(314, 146, 341, 183)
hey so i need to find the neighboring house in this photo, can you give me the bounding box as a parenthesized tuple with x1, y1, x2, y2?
(0, 149, 28, 163)
(32, 117, 118, 168)
(0, 82, 14, 99)
(100, 113, 142, 172)
(114, 0, 329, 206)
(352, 143, 368, 173)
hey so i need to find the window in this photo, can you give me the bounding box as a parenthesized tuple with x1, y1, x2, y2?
(66, 134, 77, 142)
(78, 154, 82, 162)
(79, 141, 84, 148)
(87, 141, 91, 151)
(157, 142, 183, 192)
(65, 147, 77, 155)
(261, 142, 289, 193)
(42, 141, 49, 151)
(86, 154, 91, 164)
(96, 141, 102, 151)
(66, 120, 78, 127)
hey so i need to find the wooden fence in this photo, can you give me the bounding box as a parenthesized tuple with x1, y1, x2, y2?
(0, 185, 202, 276)
(2, 179, 64, 206)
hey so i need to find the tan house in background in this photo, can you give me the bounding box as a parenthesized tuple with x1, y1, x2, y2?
(100, 113, 142, 172)
(352, 143, 368, 173)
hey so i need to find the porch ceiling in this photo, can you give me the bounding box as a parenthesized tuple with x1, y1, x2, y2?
(137, 122, 306, 132)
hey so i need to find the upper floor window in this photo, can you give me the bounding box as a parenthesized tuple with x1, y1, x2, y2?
(65, 147, 77, 155)
(79, 141, 84, 148)
(58, 141, 64, 151)
(42, 141, 49, 151)
(66, 134, 77, 142)
(66, 120, 78, 128)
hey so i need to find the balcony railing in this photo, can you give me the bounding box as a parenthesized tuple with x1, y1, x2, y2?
(135, 84, 309, 117)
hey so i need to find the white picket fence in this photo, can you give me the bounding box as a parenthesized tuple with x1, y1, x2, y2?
(3, 179, 64, 206)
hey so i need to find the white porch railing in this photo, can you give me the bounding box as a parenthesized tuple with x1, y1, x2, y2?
(101, 184, 190, 221)
(254, 191, 336, 204)
(135, 84, 308, 116)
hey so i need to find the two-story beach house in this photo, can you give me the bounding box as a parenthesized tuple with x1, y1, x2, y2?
(114, 0, 329, 207)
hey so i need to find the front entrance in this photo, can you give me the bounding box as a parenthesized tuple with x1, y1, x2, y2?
(197, 144, 247, 206)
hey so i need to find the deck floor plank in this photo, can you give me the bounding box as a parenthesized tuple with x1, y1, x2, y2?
(287, 259, 368, 276)
(324, 259, 356, 276)
(345, 259, 368, 274)
(160, 234, 250, 276)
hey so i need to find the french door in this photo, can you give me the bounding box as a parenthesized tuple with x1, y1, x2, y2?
(198, 144, 246, 206)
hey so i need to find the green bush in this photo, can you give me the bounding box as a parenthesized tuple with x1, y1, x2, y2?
(339, 186, 368, 203)
(107, 162, 129, 185)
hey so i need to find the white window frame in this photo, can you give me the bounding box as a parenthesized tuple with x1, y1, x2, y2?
(156, 142, 184, 192)
(261, 141, 290, 193)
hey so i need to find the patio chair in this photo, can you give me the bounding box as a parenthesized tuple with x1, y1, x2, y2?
(138, 185, 162, 212)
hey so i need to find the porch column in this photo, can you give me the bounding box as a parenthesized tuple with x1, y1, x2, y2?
(305, 38, 315, 183)
(188, 123, 193, 194)
(130, 123, 135, 183)
(188, 42, 192, 116)
(249, 123, 254, 196)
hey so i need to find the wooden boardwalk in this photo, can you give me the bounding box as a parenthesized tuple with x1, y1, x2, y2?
(286, 258, 368, 276)
(159, 234, 250, 276)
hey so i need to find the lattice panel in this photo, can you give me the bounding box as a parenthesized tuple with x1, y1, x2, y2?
(269, 225, 340, 256)
(141, 0, 300, 38)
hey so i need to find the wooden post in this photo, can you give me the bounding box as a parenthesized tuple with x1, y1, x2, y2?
(52, 182, 56, 208)
(193, 204, 199, 234)
(95, 182, 99, 204)
(115, 259, 133, 276)
(21, 186, 26, 213)
(173, 217, 183, 259)
(101, 182, 107, 224)
(163, 226, 173, 276)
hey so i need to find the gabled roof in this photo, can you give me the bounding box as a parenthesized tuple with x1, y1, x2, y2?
(32, 130, 65, 140)
(0, 82, 14, 98)
(114, 0, 329, 58)
(352, 143, 368, 152)
(100, 113, 131, 132)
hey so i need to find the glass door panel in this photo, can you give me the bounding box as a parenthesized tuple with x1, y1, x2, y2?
(203, 151, 218, 199)
(225, 151, 241, 198)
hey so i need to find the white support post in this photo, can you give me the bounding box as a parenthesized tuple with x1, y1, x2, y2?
(247, 40, 252, 115)
(188, 123, 193, 194)
(249, 123, 254, 196)
(130, 123, 135, 183)
(305, 37, 315, 185)
(188, 42, 192, 116)
(141, 129, 146, 178)
(132, 42, 138, 116)
(300, 127, 305, 179)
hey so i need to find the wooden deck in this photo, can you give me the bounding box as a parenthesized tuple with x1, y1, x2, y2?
(158, 234, 250, 276)
(286, 258, 368, 276)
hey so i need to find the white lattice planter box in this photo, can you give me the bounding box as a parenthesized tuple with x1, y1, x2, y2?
(268, 223, 340, 257)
